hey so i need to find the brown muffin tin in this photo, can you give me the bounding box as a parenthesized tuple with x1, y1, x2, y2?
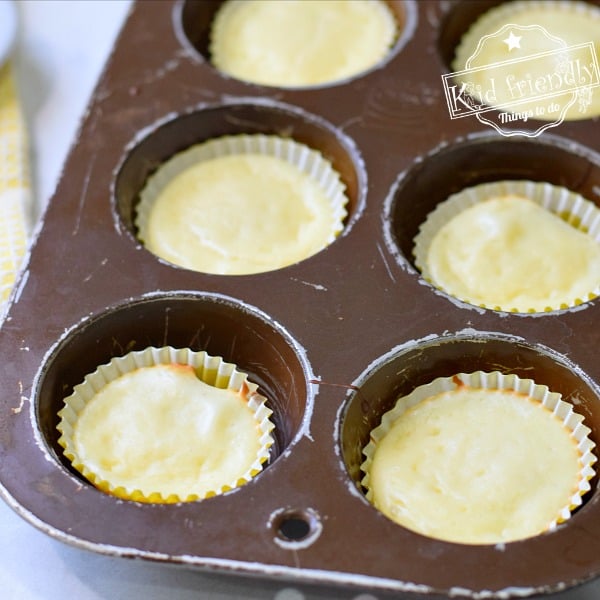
(1, 0, 600, 597)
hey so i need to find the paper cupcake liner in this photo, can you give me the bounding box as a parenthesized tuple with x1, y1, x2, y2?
(361, 371, 597, 538)
(135, 133, 348, 273)
(208, 0, 399, 89)
(453, 1, 600, 70)
(452, 1, 600, 121)
(413, 180, 600, 313)
(57, 346, 275, 504)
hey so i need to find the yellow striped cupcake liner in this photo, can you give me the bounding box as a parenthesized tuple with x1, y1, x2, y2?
(0, 62, 31, 314)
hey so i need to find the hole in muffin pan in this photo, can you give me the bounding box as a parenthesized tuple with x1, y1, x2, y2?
(279, 515, 310, 541)
(34, 292, 312, 487)
(176, 0, 416, 89)
(113, 100, 365, 258)
(386, 133, 600, 279)
(340, 331, 600, 510)
(271, 507, 322, 549)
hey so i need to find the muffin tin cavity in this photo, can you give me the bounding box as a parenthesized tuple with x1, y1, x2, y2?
(386, 134, 600, 285)
(437, 0, 503, 71)
(114, 101, 365, 258)
(340, 332, 600, 502)
(178, 0, 416, 89)
(35, 293, 311, 482)
(438, 0, 600, 124)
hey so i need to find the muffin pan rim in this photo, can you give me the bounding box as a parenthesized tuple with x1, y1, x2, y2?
(337, 328, 600, 461)
(335, 328, 600, 564)
(110, 96, 370, 261)
(172, 0, 421, 93)
(381, 129, 600, 317)
(345, 327, 600, 391)
(29, 289, 319, 492)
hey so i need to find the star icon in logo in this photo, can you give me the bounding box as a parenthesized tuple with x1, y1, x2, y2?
(503, 31, 522, 51)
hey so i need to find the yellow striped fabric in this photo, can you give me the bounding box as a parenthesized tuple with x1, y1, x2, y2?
(0, 61, 31, 313)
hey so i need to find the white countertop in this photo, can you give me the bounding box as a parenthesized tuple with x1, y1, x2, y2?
(14, 0, 131, 216)
(3, 2, 600, 599)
